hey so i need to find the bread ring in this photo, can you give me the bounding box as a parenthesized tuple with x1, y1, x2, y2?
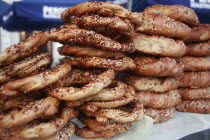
(136, 90, 181, 109)
(62, 56, 136, 71)
(0, 31, 49, 67)
(0, 53, 51, 84)
(144, 107, 175, 123)
(86, 85, 135, 108)
(0, 97, 59, 129)
(18, 108, 78, 139)
(179, 71, 210, 88)
(58, 44, 126, 59)
(127, 75, 179, 92)
(78, 103, 98, 112)
(61, 2, 130, 23)
(132, 33, 186, 57)
(179, 87, 210, 100)
(50, 28, 134, 53)
(85, 101, 144, 123)
(132, 56, 184, 77)
(176, 99, 210, 114)
(0, 64, 71, 97)
(49, 69, 114, 101)
(143, 5, 200, 27)
(185, 40, 210, 56)
(178, 56, 210, 71)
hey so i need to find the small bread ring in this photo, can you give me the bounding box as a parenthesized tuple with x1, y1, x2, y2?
(185, 40, 210, 56)
(0, 63, 71, 97)
(62, 56, 136, 71)
(50, 28, 134, 53)
(136, 90, 181, 109)
(127, 75, 179, 92)
(49, 69, 114, 101)
(143, 5, 200, 27)
(58, 44, 126, 59)
(178, 87, 210, 100)
(0, 31, 49, 67)
(144, 107, 175, 123)
(176, 99, 210, 114)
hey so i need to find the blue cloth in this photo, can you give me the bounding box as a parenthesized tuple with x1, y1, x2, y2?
(0, 1, 11, 25)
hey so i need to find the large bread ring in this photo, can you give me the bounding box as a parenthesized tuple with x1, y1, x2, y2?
(185, 40, 210, 56)
(179, 87, 210, 100)
(179, 71, 210, 88)
(132, 33, 186, 57)
(50, 28, 134, 53)
(127, 75, 179, 92)
(176, 99, 210, 114)
(58, 44, 126, 59)
(132, 56, 184, 77)
(62, 56, 136, 71)
(0, 31, 49, 67)
(144, 107, 175, 123)
(136, 90, 181, 109)
(143, 5, 200, 27)
(49, 69, 114, 101)
(0, 64, 71, 97)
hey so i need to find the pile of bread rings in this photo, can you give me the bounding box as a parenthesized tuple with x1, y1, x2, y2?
(0, 1, 209, 139)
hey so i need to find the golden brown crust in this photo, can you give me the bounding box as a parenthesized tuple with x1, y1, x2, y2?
(136, 90, 181, 109)
(62, 56, 136, 71)
(178, 56, 210, 71)
(179, 71, 210, 88)
(132, 56, 184, 77)
(144, 107, 175, 123)
(176, 99, 210, 114)
(132, 33, 186, 57)
(143, 5, 200, 27)
(179, 87, 210, 100)
(127, 75, 179, 92)
(185, 40, 210, 56)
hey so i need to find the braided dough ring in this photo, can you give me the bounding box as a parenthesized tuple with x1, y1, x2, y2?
(136, 90, 181, 109)
(143, 5, 200, 27)
(127, 75, 179, 92)
(49, 69, 114, 101)
(176, 99, 210, 114)
(185, 40, 210, 56)
(179, 71, 210, 88)
(178, 87, 210, 100)
(0, 53, 51, 84)
(58, 44, 126, 59)
(144, 107, 175, 123)
(50, 28, 134, 53)
(0, 31, 49, 67)
(85, 101, 144, 123)
(62, 56, 135, 71)
(132, 56, 184, 77)
(0, 97, 59, 129)
(0, 63, 71, 97)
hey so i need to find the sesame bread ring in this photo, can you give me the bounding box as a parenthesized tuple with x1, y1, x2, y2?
(185, 40, 210, 56)
(179, 71, 210, 88)
(132, 33, 186, 57)
(178, 56, 210, 71)
(144, 107, 175, 123)
(179, 87, 210, 100)
(143, 5, 200, 27)
(0, 64, 71, 97)
(132, 56, 184, 77)
(85, 101, 144, 123)
(0, 31, 49, 67)
(176, 99, 210, 114)
(58, 44, 126, 59)
(62, 56, 136, 71)
(127, 75, 179, 93)
(0, 97, 59, 129)
(0, 53, 51, 84)
(50, 28, 134, 53)
(136, 90, 181, 109)
(49, 69, 114, 101)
